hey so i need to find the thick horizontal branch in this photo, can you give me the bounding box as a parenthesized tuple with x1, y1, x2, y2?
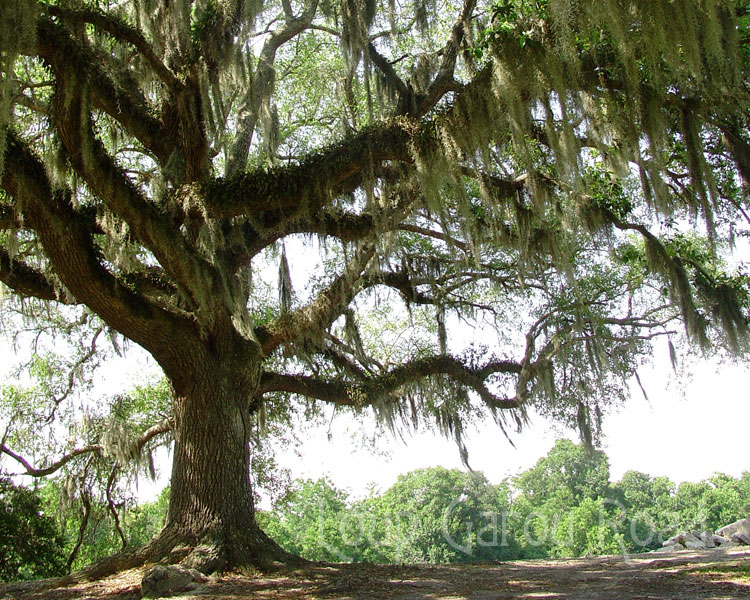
(0, 419, 171, 477)
(232, 184, 417, 267)
(204, 121, 415, 218)
(259, 354, 521, 409)
(207, 55, 502, 224)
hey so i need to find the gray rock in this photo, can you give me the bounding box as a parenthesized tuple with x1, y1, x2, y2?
(683, 539, 706, 551)
(681, 532, 703, 546)
(732, 532, 750, 545)
(664, 531, 705, 549)
(713, 535, 730, 546)
(699, 532, 715, 548)
(716, 517, 750, 539)
(140, 565, 208, 599)
(718, 539, 742, 550)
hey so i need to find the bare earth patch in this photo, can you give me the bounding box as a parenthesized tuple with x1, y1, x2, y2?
(2, 548, 749, 600)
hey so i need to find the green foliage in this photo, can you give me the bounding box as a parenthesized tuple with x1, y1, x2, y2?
(35, 480, 169, 571)
(257, 478, 354, 562)
(584, 164, 632, 220)
(120, 486, 169, 548)
(259, 441, 750, 564)
(0, 477, 65, 582)
(514, 439, 611, 506)
(373, 467, 518, 562)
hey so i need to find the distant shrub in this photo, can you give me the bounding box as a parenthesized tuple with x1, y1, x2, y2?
(0, 477, 66, 582)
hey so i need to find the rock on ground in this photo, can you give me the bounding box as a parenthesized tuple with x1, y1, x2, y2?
(140, 565, 208, 599)
(716, 517, 750, 540)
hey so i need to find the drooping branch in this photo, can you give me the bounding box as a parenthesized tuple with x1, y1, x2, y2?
(106, 467, 128, 550)
(260, 354, 521, 410)
(66, 467, 92, 573)
(366, 41, 411, 112)
(597, 206, 708, 343)
(0, 419, 171, 478)
(45, 327, 104, 424)
(0, 247, 69, 302)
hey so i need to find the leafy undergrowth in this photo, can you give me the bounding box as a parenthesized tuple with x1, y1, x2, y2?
(2, 548, 749, 600)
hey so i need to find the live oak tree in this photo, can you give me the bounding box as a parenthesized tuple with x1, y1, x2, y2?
(1, 0, 750, 575)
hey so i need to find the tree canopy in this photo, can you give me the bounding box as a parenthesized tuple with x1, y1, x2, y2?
(1, 0, 750, 575)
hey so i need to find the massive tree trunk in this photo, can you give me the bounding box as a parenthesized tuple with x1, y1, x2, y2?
(148, 335, 302, 573)
(165, 365, 283, 571)
(54, 336, 305, 581)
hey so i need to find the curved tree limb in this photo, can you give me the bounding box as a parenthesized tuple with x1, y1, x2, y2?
(48, 55, 222, 317)
(0, 419, 171, 478)
(226, 0, 320, 176)
(1, 131, 196, 371)
(106, 466, 128, 550)
(259, 354, 521, 409)
(35, 18, 175, 165)
(207, 120, 414, 218)
(256, 243, 375, 355)
(0, 247, 70, 302)
(413, 0, 477, 117)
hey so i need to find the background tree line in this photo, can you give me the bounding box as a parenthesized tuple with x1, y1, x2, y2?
(4, 438, 748, 580)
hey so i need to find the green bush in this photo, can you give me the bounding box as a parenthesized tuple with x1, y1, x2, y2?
(0, 477, 66, 582)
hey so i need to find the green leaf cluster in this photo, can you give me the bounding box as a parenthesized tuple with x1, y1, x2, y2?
(0, 477, 66, 582)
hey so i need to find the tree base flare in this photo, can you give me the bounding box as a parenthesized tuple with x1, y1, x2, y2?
(42, 521, 306, 590)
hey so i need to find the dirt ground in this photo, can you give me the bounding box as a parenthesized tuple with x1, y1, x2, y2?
(2, 547, 749, 600)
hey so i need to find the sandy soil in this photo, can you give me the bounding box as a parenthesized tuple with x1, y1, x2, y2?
(2, 547, 749, 600)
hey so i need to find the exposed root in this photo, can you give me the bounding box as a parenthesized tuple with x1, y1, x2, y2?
(181, 519, 309, 574)
(56, 525, 183, 586)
